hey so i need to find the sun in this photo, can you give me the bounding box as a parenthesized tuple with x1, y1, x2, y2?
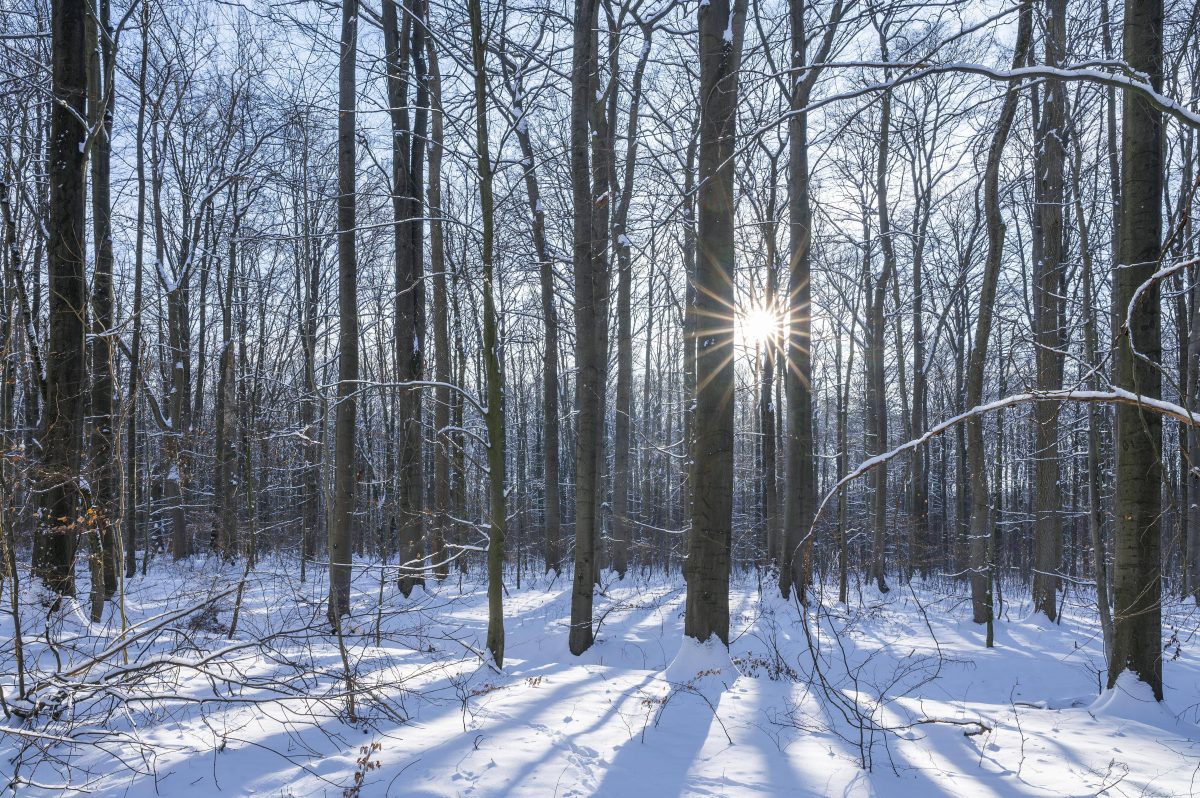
(737, 305, 782, 351)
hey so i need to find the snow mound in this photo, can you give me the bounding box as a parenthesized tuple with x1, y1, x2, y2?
(1020, 611, 1062, 631)
(1090, 672, 1179, 728)
(663, 634, 739, 687)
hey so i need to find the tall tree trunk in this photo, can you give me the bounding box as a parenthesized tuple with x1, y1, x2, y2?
(967, 0, 1032, 632)
(781, 0, 816, 602)
(384, 0, 427, 597)
(760, 157, 779, 569)
(569, 0, 604, 655)
(587, 19, 613, 584)
(329, 0, 359, 626)
(1071, 140, 1114, 658)
(87, 0, 118, 617)
(467, 0, 506, 667)
(780, 0, 843, 600)
(500, 40, 561, 577)
(1108, 0, 1163, 700)
(909, 206, 929, 580)
(33, 0, 89, 597)
(299, 117, 321, 573)
(610, 22, 652, 580)
(213, 192, 239, 558)
(867, 28, 895, 595)
(685, 0, 745, 646)
(427, 39, 450, 581)
(680, 132, 698, 540)
(125, 0, 150, 579)
(1030, 0, 1067, 622)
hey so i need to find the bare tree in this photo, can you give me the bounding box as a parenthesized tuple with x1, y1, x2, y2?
(1030, 0, 1068, 622)
(1108, 0, 1164, 700)
(329, 0, 359, 625)
(33, 0, 89, 598)
(684, 0, 745, 645)
(569, 0, 605, 655)
(966, 0, 1032, 634)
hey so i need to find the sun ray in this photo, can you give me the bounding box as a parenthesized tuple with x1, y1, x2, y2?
(735, 302, 783, 352)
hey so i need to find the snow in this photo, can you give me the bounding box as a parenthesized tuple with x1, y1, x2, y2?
(4, 561, 1200, 797)
(664, 634, 738, 686)
(1090, 672, 1186, 729)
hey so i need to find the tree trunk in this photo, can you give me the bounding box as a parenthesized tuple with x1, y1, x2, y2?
(1108, 0, 1163, 700)
(33, 0, 89, 597)
(569, 0, 604, 655)
(781, 0, 816, 602)
(500, 40, 561, 577)
(1071, 142, 1114, 658)
(760, 159, 779, 569)
(213, 194, 239, 558)
(329, 0, 359, 626)
(867, 37, 894, 595)
(87, 0, 118, 617)
(685, 0, 745, 646)
(299, 116, 321, 573)
(125, 0, 150, 579)
(384, 0, 427, 597)
(966, 0, 1032, 631)
(609, 24, 652, 581)
(468, 0, 506, 667)
(1030, 0, 1067, 622)
(427, 39, 451, 581)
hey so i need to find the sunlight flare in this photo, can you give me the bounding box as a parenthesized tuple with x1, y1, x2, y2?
(737, 304, 782, 351)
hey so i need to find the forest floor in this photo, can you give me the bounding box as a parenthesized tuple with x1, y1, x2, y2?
(3, 556, 1200, 797)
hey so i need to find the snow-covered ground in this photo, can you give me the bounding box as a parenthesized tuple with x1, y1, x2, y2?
(3, 558, 1200, 796)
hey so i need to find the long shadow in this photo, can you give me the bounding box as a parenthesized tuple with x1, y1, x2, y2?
(590, 679, 722, 798)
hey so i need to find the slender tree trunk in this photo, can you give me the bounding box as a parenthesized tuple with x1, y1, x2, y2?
(87, 0, 118, 617)
(587, 20, 613, 585)
(500, 41, 561, 577)
(468, 0, 506, 667)
(125, 0, 150, 579)
(299, 119, 321, 573)
(1030, 0, 1067, 622)
(760, 160, 779, 569)
(213, 194, 239, 558)
(427, 40, 450, 581)
(910, 212, 929, 580)
(967, 0, 1032, 631)
(867, 36, 895, 595)
(835, 308, 856, 605)
(329, 0, 359, 626)
(1072, 143, 1114, 658)
(680, 132, 698, 539)
(609, 23, 653, 581)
